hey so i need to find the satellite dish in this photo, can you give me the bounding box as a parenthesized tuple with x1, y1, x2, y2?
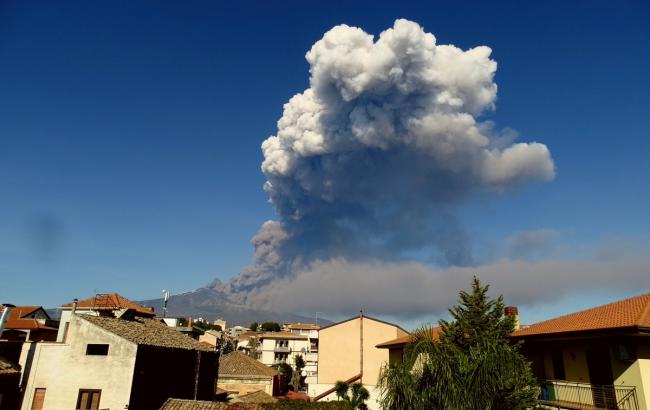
(301, 370, 307, 377)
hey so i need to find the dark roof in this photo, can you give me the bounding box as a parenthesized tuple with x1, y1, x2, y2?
(513, 293, 650, 338)
(0, 356, 20, 376)
(80, 315, 213, 351)
(159, 399, 266, 410)
(319, 314, 408, 334)
(219, 351, 277, 378)
(62, 294, 155, 317)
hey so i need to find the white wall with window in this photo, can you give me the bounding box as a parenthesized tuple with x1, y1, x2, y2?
(258, 332, 319, 387)
(20, 314, 136, 410)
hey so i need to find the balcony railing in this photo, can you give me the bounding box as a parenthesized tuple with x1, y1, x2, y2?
(540, 380, 639, 410)
(274, 345, 290, 352)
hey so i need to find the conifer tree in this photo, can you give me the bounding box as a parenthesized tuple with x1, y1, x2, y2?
(379, 277, 538, 410)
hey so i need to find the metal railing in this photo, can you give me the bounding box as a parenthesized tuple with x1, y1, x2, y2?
(274, 345, 290, 352)
(540, 380, 639, 410)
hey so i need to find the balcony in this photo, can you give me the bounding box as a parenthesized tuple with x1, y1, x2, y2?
(274, 345, 290, 353)
(540, 380, 639, 410)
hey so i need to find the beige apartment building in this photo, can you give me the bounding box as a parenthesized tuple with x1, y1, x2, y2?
(258, 331, 318, 386)
(309, 314, 408, 410)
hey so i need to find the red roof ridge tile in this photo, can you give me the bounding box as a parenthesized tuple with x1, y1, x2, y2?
(513, 292, 650, 337)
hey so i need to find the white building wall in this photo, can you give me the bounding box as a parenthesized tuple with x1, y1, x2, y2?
(56, 308, 101, 342)
(21, 314, 137, 410)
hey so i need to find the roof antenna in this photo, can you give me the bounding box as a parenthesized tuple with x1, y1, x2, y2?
(162, 289, 170, 318)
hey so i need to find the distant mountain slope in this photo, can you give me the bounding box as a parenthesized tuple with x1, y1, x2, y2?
(138, 287, 331, 326)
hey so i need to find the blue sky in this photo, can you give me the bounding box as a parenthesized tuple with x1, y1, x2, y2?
(1, 1, 649, 325)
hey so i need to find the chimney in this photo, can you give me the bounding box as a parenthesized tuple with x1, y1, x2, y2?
(505, 306, 520, 330)
(0, 304, 16, 338)
(71, 298, 79, 315)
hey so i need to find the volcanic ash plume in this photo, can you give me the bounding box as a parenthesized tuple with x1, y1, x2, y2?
(216, 19, 555, 304)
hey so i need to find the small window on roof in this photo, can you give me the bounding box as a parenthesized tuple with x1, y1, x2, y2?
(85, 344, 109, 356)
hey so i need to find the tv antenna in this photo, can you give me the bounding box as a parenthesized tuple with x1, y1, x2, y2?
(162, 289, 170, 318)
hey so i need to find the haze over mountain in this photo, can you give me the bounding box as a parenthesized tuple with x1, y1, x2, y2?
(138, 281, 331, 326)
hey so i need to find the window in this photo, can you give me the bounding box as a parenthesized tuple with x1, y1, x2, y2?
(31, 388, 46, 410)
(274, 352, 288, 363)
(85, 344, 109, 355)
(77, 389, 101, 410)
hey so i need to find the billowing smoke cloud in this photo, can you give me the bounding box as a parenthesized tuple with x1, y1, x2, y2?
(217, 19, 555, 305)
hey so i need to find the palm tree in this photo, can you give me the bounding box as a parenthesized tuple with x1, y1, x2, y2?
(247, 336, 260, 359)
(334, 381, 370, 409)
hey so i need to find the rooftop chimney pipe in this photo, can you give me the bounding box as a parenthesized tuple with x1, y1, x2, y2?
(0, 304, 16, 338)
(71, 298, 79, 315)
(505, 306, 520, 330)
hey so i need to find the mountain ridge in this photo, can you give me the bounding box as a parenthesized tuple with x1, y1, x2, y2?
(138, 286, 332, 326)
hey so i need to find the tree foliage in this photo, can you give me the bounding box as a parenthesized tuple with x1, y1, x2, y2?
(378, 277, 538, 410)
(194, 320, 222, 332)
(219, 337, 237, 355)
(334, 381, 370, 410)
(289, 354, 306, 391)
(261, 322, 281, 332)
(250, 322, 259, 331)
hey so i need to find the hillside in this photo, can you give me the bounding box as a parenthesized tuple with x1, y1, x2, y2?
(138, 286, 331, 326)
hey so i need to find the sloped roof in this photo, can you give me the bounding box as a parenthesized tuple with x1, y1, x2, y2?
(80, 315, 213, 351)
(285, 323, 320, 330)
(259, 331, 307, 340)
(0, 306, 56, 331)
(159, 399, 224, 410)
(0, 356, 20, 376)
(238, 390, 277, 404)
(376, 327, 442, 349)
(219, 351, 277, 378)
(513, 293, 650, 338)
(237, 332, 260, 342)
(62, 294, 155, 317)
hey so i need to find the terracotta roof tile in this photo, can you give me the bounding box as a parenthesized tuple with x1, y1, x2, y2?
(513, 293, 650, 337)
(159, 399, 266, 410)
(285, 323, 320, 330)
(238, 390, 277, 404)
(0, 306, 55, 331)
(376, 327, 441, 348)
(219, 351, 277, 378)
(62, 294, 155, 317)
(80, 315, 213, 351)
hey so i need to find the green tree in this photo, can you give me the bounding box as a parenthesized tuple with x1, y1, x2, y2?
(334, 381, 369, 410)
(261, 322, 281, 332)
(250, 322, 259, 331)
(378, 277, 538, 410)
(219, 337, 236, 355)
(273, 362, 293, 381)
(291, 354, 306, 391)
